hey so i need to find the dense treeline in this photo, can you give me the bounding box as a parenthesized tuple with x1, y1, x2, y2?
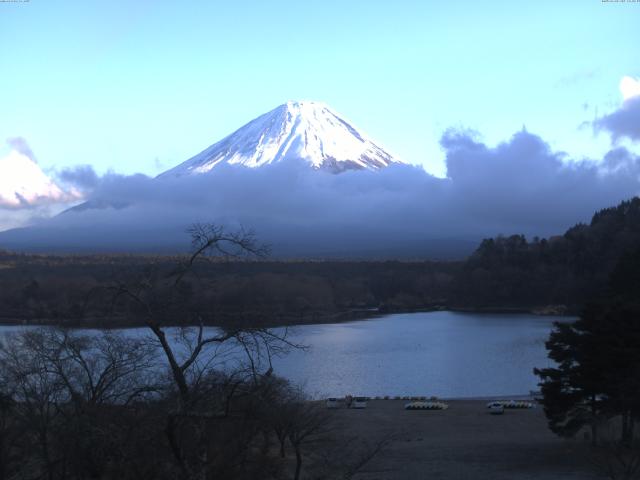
(453, 197, 640, 312)
(2, 196, 640, 326)
(0, 255, 457, 327)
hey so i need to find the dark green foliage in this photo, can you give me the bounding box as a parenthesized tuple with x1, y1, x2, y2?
(535, 245, 640, 445)
(0, 255, 458, 327)
(455, 197, 640, 311)
(609, 247, 640, 301)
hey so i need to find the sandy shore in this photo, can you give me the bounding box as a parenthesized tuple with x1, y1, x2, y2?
(327, 399, 600, 479)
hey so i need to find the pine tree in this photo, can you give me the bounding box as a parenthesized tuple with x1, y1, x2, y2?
(535, 246, 640, 445)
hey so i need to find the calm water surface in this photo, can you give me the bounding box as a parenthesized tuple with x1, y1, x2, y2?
(270, 311, 569, 398)
(0, 311, 570, 399)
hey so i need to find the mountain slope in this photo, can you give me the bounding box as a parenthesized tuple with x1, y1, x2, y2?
(160, 101, 403, 176)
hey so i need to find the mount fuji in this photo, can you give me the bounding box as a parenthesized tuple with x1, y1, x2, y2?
(160, 101, 403, 176)
(0, 101, 475, 257)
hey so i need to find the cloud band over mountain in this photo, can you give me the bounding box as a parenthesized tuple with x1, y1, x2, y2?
(594, 96, 640, 143)
(1, 129, 638, 258)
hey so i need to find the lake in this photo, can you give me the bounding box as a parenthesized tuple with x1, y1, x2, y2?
(0, 311, 569, 399)
(270, 311, 567, 398)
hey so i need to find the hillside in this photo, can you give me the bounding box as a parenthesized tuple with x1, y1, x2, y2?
(453, 197, 640, 312)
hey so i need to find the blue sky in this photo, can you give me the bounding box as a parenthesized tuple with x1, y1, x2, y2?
(0, 0, 638, 178)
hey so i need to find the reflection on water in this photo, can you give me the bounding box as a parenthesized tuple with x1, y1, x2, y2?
(0, 311, 570, 399)
(270, 311, 569, 398)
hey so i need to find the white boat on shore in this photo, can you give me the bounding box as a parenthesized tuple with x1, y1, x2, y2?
(405, 401, 448, 410)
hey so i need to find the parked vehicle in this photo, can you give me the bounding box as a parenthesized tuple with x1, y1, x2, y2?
(326, 397, 340, 409)
(487, 402, 505, 415)
(351, 397, 368, 409)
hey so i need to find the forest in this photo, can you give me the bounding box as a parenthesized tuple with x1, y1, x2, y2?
(1, 196, 640, 328)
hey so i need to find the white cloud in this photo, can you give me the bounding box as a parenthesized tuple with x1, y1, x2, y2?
(0, 139, 84, 231)
(592, 77, 640, 144)
(620, 75, 640, 102)
(0, 150, 73, 208)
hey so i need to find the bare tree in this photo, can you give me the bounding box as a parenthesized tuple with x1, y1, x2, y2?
(0, 225, 329, 480)
(105, 224, 307, 478)
(249, 379, 327, 479)
(265, 385, 391, 480)
(109, 224, 295, 402)
(0, 391, 19, 480)
(0, 328, 160, 480)
(0, 330, 68, 480)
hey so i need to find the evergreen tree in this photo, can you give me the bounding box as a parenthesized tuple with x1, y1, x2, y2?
(535, 246, 640, 445)
(534, 309, 609, 443)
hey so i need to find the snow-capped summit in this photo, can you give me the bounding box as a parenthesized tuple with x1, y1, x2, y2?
(160, 101, 403, 176)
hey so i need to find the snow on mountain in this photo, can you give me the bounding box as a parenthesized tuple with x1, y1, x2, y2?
(160, 101, 403, 176)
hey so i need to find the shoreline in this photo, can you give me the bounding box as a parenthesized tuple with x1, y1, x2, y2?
(0, 305, 575, 330)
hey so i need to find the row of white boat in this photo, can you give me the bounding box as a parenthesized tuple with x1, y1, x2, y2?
(325, 397, 536, 412)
